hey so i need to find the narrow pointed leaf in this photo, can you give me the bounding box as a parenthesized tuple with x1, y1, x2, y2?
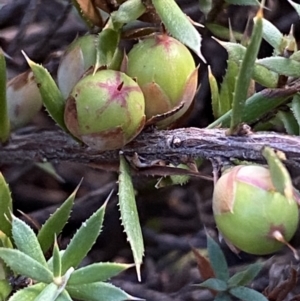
(34, 282, 61, 301)
(67, 282, 139, 301)
(196, 278, 227, 291)
(152, 0, 206, 62)
(12, 216, 47, 267)
(291, 93, 300, 131)
(229, 8, 263, 133)
(68, 262, 133, 285)
(207, 235, 229, 281)
(260, 18, 283, 53)
(0, 49, 10, 143)
(119, 155, 144, 281)
(111, 0, 146, 26)
(288, 0, 300, 16)
(0, 173, 12, 238)
(22, 51, 67, 131)
(262, 147, 294, 199)
(228, 262, 263, 287)
(207, 89, 293, 128)
(257, 57, 300, 77)
(198, 0, 212, 18)
(61, 203, 106, 274)
(37, 183, 80, 253)
(208, 66, 221, 118)
(52, 237, 61, 278)
(230, 286, 268, 301)
(206, 23, 243, 41)
(277, 110, 299, 135)
(95, 29, 120, 71)
(8, 283, 47, 301)
(0, 248, 53, 283)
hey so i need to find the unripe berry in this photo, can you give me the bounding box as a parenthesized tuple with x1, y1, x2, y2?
(126, 34, 197, 128)
(64, 70, 145, 151)
(213, 165, 299, 255)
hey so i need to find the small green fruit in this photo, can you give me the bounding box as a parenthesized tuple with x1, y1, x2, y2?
(213, 165, 299, 255)
(126, 34, 198, 128)
(57, 35, 98, 99)
(64, 70, 145, 151)
(7, 71, 42, 130)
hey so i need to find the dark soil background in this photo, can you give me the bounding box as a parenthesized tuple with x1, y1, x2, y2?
(1, 0, 300, 300)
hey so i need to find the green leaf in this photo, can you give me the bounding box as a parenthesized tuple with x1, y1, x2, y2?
(95, 29, 120, 71)
(67, 282, 139, 301)
(119, 155, 144, 281)
(0, 172, 12, 238)
(152, 0, 206, 62)
(34, 283, 62, 301)
(68, 262, 133, 285)
(111, 0, 146, 27)
(229, 8, 263, 133)
(196, 278, 227, 291)
(230, 286, 268, 301)
(277, 110, 299, 135)
(220, 42, 278, 88)
(22, 51, 67, 131)
(208, 66, 221, 118)
(12, 216, 47, 267)
(288, 0, 300, 16)
(0, 248, 53, 283)
(0, 49, 10, 143)
(52, 236, 61, 278)
(214, 292, 232, 301)
(228, 262, 263, 287)
(206, 23, 243, 42)
(225, 0, 259, 4)
(257, 57, 300, 77)
(260, 18, 283, 53)
(207, 235, 229, 281)
(0, 279, 11, 300)
(8, 283, 47, 301)
(61, 202, 106, 274)
(207, 89, 293, 129)
(198, 0, 212, 18)
(262, 147, 294, 200)
(37, 183, 80, 253)
(291, 93, 300, 132)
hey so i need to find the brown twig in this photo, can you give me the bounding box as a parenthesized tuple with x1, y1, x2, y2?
(1, 127, 300, 174)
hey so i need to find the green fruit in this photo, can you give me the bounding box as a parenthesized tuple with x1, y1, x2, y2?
(213, 165, 299, 255)
(64, 70, 145, 151)
(7, 71, 42, 130)
(126, 34, 197, 128)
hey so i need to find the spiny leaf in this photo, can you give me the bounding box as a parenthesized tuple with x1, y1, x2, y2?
(257, 57, 300, 77)
(111, 0, 146, 28)
(68, 262, 133, 285)
(230, 286, 268, 301)
(12, 216, 47, 267)
(207, 235, 229, 281)
(196, 278, 227, 291)
(22, 51, 67, 131)
(61, 201, 106, 274)
(0, 49, 10, 143)
(0, 173, 12, 238)
(262, 147, 294, 200)
(118, 155, 144, 281)
(66, 282, 140, 301)
(206, 23, 243, 41)
(207, 88, 293, 129)
(228, 262, 263, 287)
(260, 18, 283, 53)
(8, 283, 47, 301)
(34, 282, 62, 301)
(152, 0, 206, 62)
(37, 182, 80, 253)
(0, 248, 53, 283)
(229, 6, 263, 133)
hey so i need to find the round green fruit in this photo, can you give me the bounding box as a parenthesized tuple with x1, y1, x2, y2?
(64, 70, 146, 151)
(126, 34, 197, 128)
(213, 165, 299, 255)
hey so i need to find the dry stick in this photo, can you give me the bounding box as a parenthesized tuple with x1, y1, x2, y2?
(1, 127, 300, 173)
